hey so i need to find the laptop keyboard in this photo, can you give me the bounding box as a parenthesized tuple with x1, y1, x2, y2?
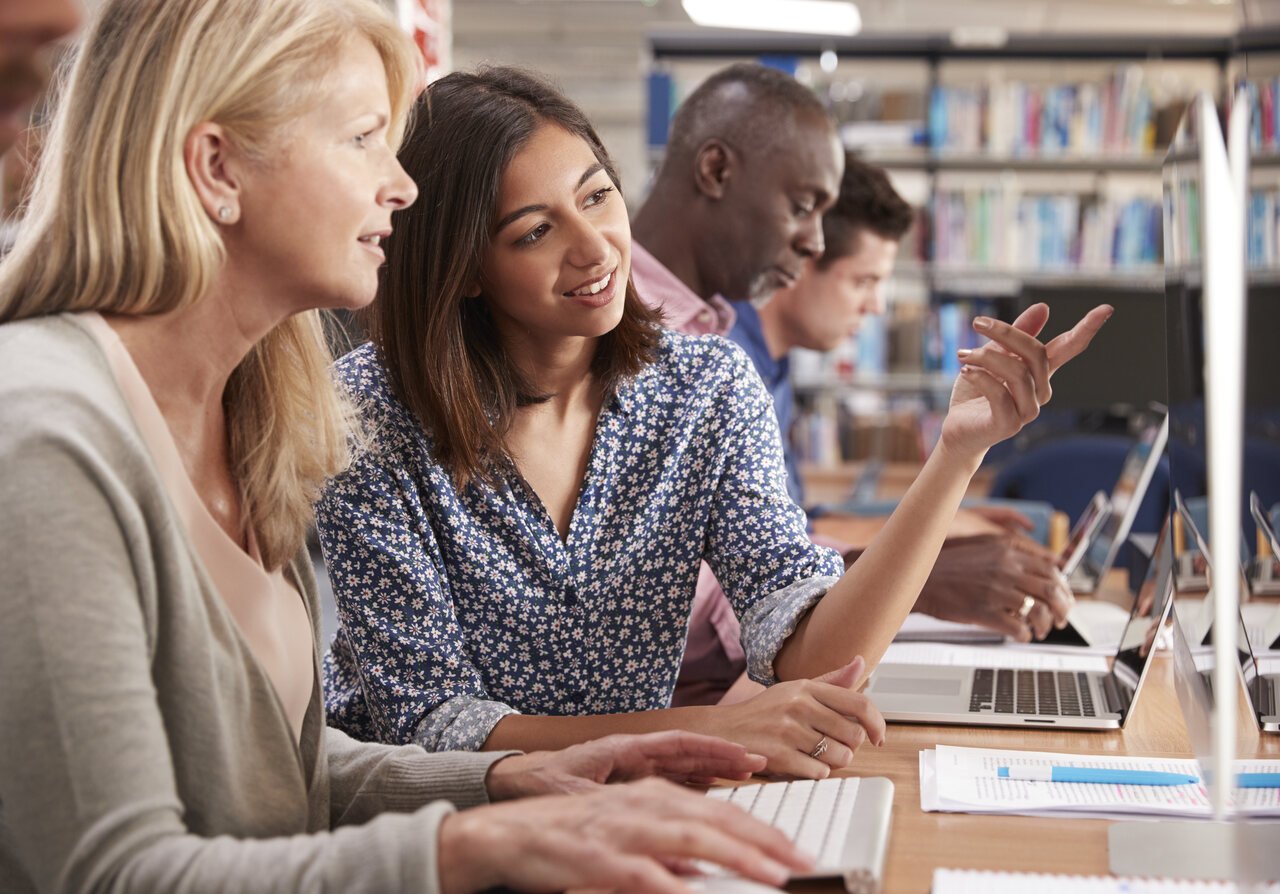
(967, 668, 1100, 717)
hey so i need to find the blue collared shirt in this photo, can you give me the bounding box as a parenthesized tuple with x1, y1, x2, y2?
(317, 330, 842, 751)
(728, 302, 804, 507)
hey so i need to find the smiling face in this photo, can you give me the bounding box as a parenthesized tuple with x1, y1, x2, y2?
(0, 0, 79, 155)
(480, 121, 630, 346)
(225, 36, 417, 317)
(707, 110, 843, 303)
(767, 228, 899, 353)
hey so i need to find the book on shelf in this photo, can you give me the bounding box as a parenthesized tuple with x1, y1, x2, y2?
(927, 66, 1183, 158)
(1237, 77, 1280, 153)
(1247, 187, 1280, 268)
(930, 187, 1161, 271)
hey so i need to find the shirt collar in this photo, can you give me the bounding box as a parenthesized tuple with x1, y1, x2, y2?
(630, 242, 736, 337)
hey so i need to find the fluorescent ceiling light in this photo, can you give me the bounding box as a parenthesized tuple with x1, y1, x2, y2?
(682, 0, 861, 36)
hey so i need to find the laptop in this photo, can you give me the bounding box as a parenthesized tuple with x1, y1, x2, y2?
(1175, 488, 1280, 653)
(1026, 413, 1169, 647)
(1250, 491, 1280, 596)
(1059, 489, 1111, 577)
(867, 519, 1175, 730)
(1171, 591, 1280, 736)
(1068, 411, 1169, 595)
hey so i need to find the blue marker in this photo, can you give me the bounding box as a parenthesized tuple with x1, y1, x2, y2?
(1236, 773, 1280, 789)
(997, 766, 1199, 786)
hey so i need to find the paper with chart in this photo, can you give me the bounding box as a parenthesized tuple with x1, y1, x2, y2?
(932, 868, 1280, 893)
(920, 744, 1280, 819)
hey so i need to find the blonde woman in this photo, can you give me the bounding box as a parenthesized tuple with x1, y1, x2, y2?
(0, 2, 809, 892)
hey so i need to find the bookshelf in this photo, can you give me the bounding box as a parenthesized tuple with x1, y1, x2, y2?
(647, 31, 1275, 468)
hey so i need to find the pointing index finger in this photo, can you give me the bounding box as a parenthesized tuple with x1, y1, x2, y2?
(1045, 304, 1114, 373)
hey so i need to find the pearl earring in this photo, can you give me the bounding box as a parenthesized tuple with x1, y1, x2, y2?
(217, 206, 231, 222)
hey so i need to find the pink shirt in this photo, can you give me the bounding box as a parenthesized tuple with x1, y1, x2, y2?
(631, 243, 745, 706)
(82, 313, 315, 742)
(630, 242, 736, 337)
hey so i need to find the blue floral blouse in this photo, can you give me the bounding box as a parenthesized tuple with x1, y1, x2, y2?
(317, 330, 843, 752)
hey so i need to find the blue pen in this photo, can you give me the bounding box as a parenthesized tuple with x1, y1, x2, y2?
(997, 766, 1199, 786)
(1236, 773, 1280, 788)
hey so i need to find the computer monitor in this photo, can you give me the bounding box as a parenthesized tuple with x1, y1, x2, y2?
(1162, 89, 1245, 820)
(1112, 92, 1245, 876)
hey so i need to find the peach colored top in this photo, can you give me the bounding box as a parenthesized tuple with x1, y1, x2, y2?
(81, 312, 313, 743)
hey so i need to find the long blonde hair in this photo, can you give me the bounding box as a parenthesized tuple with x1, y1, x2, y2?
(0, 0, 421, 570)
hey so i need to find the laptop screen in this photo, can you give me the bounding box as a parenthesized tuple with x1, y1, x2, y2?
(1108, 519, 1177, 708)
(1059, 490, 1109, 575)
(1079, 413, 1170, 581)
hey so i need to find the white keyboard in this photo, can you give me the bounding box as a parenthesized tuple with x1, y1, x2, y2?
(704, 777, 894, 893)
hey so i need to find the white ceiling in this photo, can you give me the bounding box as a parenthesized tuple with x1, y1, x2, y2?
(454, 0, 1244, 38)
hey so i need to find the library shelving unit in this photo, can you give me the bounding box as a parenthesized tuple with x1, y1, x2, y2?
(647, 30, 1278, 473)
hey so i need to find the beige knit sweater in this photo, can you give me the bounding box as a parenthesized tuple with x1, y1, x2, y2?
(0, 314, 509, 893)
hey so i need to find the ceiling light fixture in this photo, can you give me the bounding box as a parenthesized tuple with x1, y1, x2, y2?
(682, 0, 862, 37)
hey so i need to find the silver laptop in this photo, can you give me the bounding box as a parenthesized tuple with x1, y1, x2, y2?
(1172, 495, 1280, 732)
(867, 520, 1175, 730)
(1250, 491, 1280, 596)
(1068, 411, 1170, 594)
(1030, 414, 1167, 647)
(1060, 489, 1111, 577)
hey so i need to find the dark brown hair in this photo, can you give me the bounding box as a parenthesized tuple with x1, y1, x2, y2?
(368, 66, 661, 488)
(817, 153, 915, 269)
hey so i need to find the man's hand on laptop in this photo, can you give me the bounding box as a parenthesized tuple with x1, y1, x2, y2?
(913, 534, 1075, 641)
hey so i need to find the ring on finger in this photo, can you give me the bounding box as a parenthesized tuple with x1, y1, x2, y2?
(1017, 595, 1036, 619)
(808, 736, 829, 759)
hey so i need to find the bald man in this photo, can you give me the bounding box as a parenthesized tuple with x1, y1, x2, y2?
(631, 62, 843, 334)
(630, 65, 1073, 707)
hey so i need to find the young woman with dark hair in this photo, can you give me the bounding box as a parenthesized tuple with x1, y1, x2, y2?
(317, 66, 1111, 779)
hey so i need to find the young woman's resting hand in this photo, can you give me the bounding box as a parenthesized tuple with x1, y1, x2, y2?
(484, 730, 769, 799)
(707, 656, 885, 779)
(940, 302, 1113, 467)
(437, 777, 812, 894)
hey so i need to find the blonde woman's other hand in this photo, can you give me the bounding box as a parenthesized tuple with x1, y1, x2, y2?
(485, 730, 769, 799)
(437, 778, 812, 894)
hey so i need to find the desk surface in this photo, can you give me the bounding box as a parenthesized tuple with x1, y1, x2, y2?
(831, 654, 1279, 893)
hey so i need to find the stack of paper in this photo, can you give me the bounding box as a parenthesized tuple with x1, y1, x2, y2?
(933, 869, 1280, 893)
(920, 745, 1280, 820)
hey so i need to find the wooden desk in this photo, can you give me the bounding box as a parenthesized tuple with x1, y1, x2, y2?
(826, 655, 1277, 893)
(789, 590, 1280, 893)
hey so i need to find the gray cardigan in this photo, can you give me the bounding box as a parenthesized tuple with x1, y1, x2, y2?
(0, 315, 509, 893)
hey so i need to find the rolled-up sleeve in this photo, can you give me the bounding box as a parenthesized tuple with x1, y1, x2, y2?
(700, 344, 843, 686)
(316, 433, 520, 752)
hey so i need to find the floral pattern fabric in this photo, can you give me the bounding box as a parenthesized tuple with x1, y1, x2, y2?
(317, 330, 842, 752)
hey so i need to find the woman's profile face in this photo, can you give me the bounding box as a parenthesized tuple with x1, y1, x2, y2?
(228, 37, 417, 316)
(479, 122, 630, 347)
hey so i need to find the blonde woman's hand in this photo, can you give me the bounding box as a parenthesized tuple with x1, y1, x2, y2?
(710, 657, 885, 779)
(485, 730, 768, 799)
(437, 777, 813, 894)
(940, 303, 1113, 466)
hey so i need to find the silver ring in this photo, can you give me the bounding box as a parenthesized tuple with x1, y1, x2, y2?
(809, 736, 829, 759)
(1018, 595, 1036, 619)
